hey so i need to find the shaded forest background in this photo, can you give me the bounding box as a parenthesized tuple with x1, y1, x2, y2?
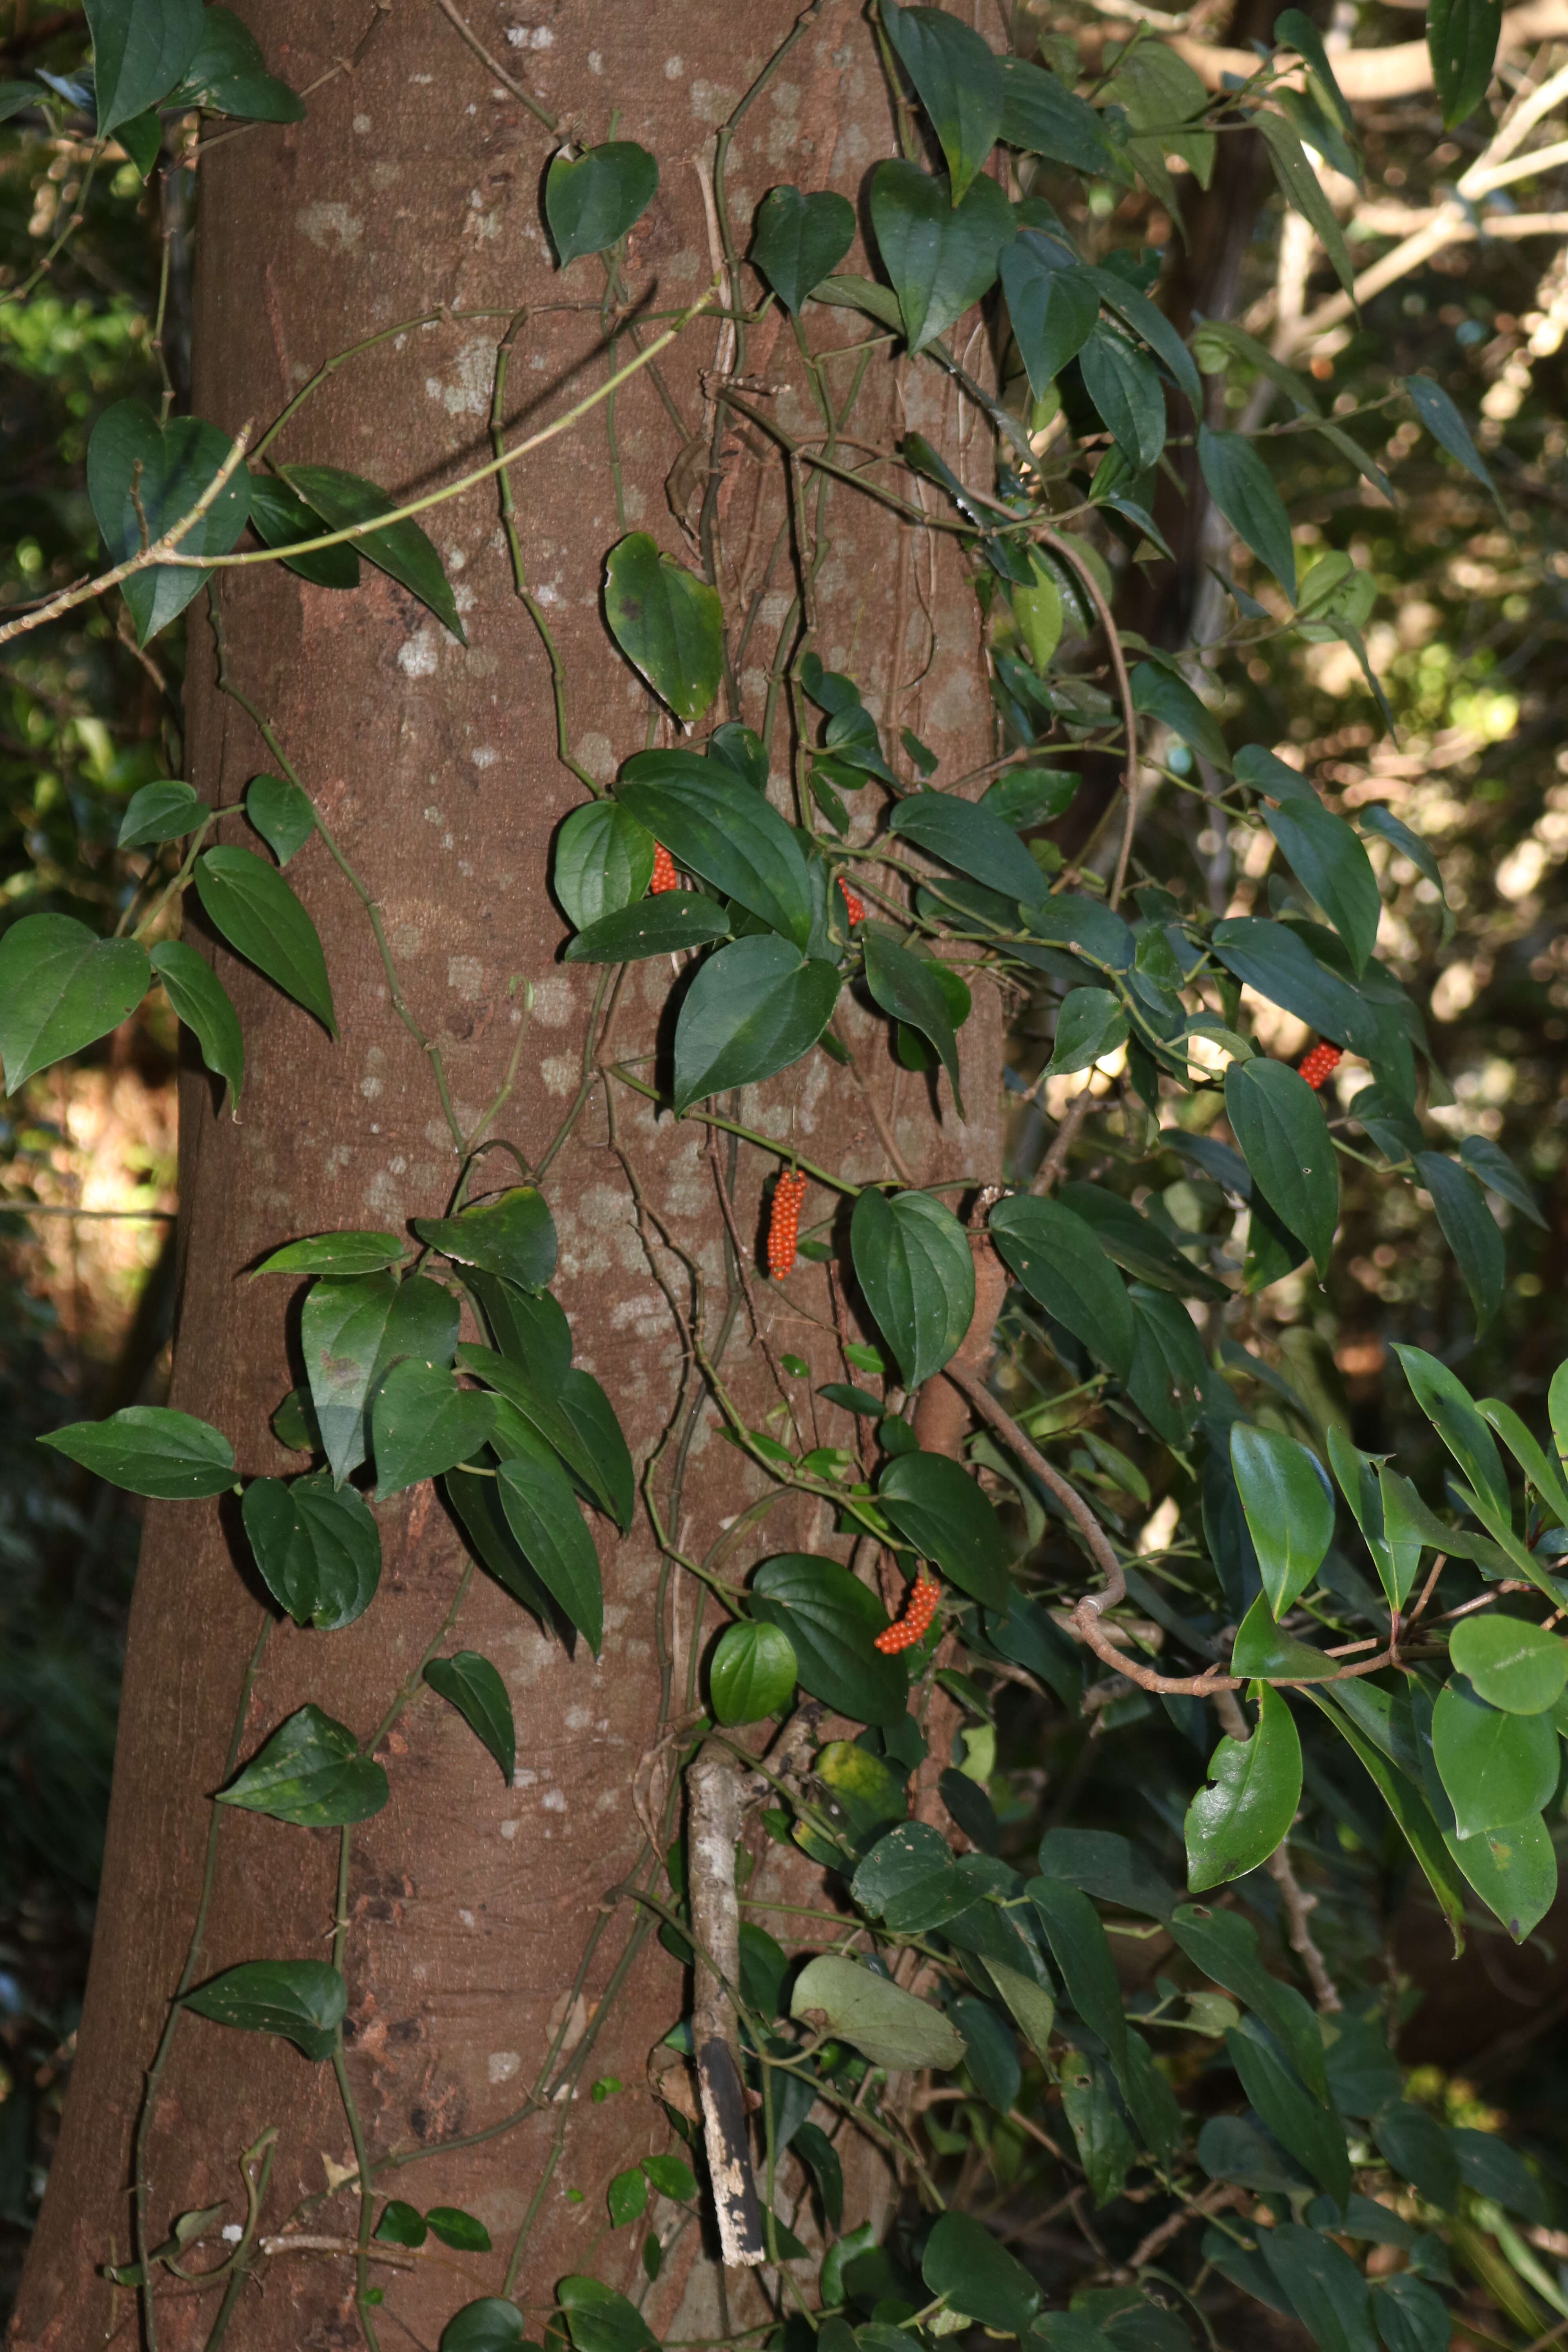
(6, 0, 1568, 2328)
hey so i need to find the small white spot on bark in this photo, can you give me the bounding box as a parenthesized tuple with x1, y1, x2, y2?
(500, 1818, 519, 1838)
(448, 955, 485, 1000)
(532, 976, 573, 1027)
(540, 1055, 577, 1096)
(488, 2050, 522, 2083)
(397, 627, 439, 678)
(471, 746, 499, 769)
(296, 203, 363, 251)
(664, 54, 684, 75)
(352, 113, 371, 133)
(541, 1788, 567, 1813)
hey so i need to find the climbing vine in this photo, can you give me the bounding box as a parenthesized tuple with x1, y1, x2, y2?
(5, 4, 1568, 2352)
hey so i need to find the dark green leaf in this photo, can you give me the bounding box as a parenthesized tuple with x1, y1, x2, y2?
(1198, 2114, 1312, 2197)
(0, 81, 42, 123)
(751, 183, 856, 312)
(371, 1361, 495, 1497)
(40, 1404, 234, 1499)
(1169, 1901, 1328, 2098)
(1046, 986, 1128, 1076)
(1058, 1180, 1223, 1297)
(280, 463, 465, 642)
(1416, 1152, 1504, 1330)
(989, 1192, 1134, 1379)
(1450, 1615, 1568, 1715)
(1030, 1877, 1127, 2071)
(1303, 1686, 1470, 1951)
(1226, 1057, 1338, 1277)
(85, 0, 201, 136)
(1186, 1684, 1302, 1892)
(457, 1345, 617, 1519)
(301, 1271, 398, 1485)
(888, 788, 1047, 904)
(0, 913, 149, 1092)
(218, 1703, 387, 1827)
(1258, 2223, 1374, 2352)
(1230, 1593, 1338, 1682)
(559, 1371, 635, 1533)
(671, 935, 839, 1112)
(118, 778, 205, 847)
(793, 2119, 844, 2227)
(1021, 892, 1134, 972)
(1131, 662, 1230, 772)
(413, 1188, 557, 1292)
(641, 2152, 697, 2201)
(1085, 266, 1202, 408)
(183, 1958, 346, 2061)
(923, 2212, 1040, 2336)
(426, 2207, 493, 2252)
(1059, 2055, 1137, 2207)
(425, 1652, 515, 1782)
(1081, 324, 1165, 469)
(1209, 915, 1377, 1055)
(1460, 1135, 1545, 1228)
(553, 801, 654, 931)
(1254, 109, 1355, 298)
(849, 1188, 974, 1388)
(565, 894, 731, 962)
(1326, 1426, 1421, 1615)
(1198, 425, 1296, 599)
(559, 2277, 656, 2352)
(618, 750, 813, 944)
(169, 4, 303, 118)
(1230, 1423, 1333, 1616)
(1261, 798, 1381, 975)
(1227, 2020, 1350, 2211)
(1371, 2103, 1461, 2211)
(1391, 1345, 1509, 1523)
(1111, 38, 1213, 196)
(604, 534, 723, 724)
(750, 1553, 906, 1726)
(1451, 2127, 1546, 2220)
(445, 1465, 555, 1624)
(869, 158, 1013, 353)
(882, 1, 1003, 202)
(545, 141, 658, 264)
(1039, 1828, 1176, 1920)
(1126, 1286, 1208, 1443)
(878, 1452, 1011, 1608)
(999, 236, 1099, 401)
(1372, 2275, 1451, 2352)
(255, 1230, 405, 1278)
(608, 2167, 648, 2228)
(82, 402, 247, 637)
(863, 930, 965, 1113)
(495, 1453, 603, 1653)
(1275, 10, 1356, 140)
(1431, 1673, 1558, 1836)
(441, 2300, 528, 2352)
(149, 940, 243, 1109)
(375, 2201, 427, 2247)
(1425, 0, 1502, 125)
(241, 1473, 381, 1630)
(247, 474, 362, 590)
(246, 772, 317, 866)
(791, 1953, 965, 2070)
(194, 846, 336, 1036)
(710, 1620, 797, 1724)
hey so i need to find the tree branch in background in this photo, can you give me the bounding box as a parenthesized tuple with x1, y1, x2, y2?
(685, 1745, 766, 2269)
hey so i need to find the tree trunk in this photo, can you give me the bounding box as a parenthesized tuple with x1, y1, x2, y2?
(12, 5, 1002, 2345)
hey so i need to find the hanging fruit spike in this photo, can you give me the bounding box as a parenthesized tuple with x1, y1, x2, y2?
(838, 877, 865, 927)
(766, 1169, 808, 1282)
(1298, 1041, 1343, 1091)
(875, 1569, 941, 1654)
(650, 843, 680, 894)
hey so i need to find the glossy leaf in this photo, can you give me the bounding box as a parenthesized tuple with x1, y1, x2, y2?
(1426, 0, 1502, 125)
(671, 934, 839, 1113)
(849, 1187, 974, 1388)
(1371, 2102, 1461, 2212)
(1198, 425, 1296, 599)
(1461, 1134, 1546, 1228)
(217, 1704, 387, 1827)
(545, 141, 657, 265)
(1327, 1425, 1421, 1614)
(168, 4, 303, 119)
(1169, 1902, 1329, 2100)
(751, 184, 857, 312)
(425, 1652, 515, 1782)
(150, 941, 245, 1109)
(998, 236, 1098, 400)
(1131, 662, 1230, 771)
(559, 2276, 657, 2352)
(1430, 1674, 1558, 1836)
(281, 463, 465, 642)
(1030, 1877, 1127, 2073)
(445, 1465, 555, 1625)
(1450, 1615, 1568, 1715)
(1261, 796, 1381, 975)
(254, 1230, 405, 1277)
(1047, 986, 1128, 1076)
(604, 534, 723, 724)
(553, 801, 655, 931)
(425, 2207, 492, 2252)
(375, 2201, 427, 2247)
(863, 930, 965, 1113)
(194, 846, 336, 1036)
(1255, 108, 1355, 298)
(304, 1271, 457, 1486)
(565, 894, 731, 963)
(496, 1453, 603, 1653)
(246, 772, 316, 866)
(988, 1192, 1134, 1379)
(922, 2210, 1039, 2335)
(0, 914, 149, 1093)
(750, 1553, 906, 1726)
(1230, 1424, 1334, 1617)
(1186, 1683, 1302, 1891)
(118, 778, 205, 847)
(1225, 1057, 1338, 1277)
(881, 1, 1003, 203)
(183, 1959, 346, 2062)
(1416, 1152, 1504, 1330)
(1392, 1344, 1510, 1523)
(878, 1452, 1011, 1607)
(869, 158, 1013, 353)
(1000, 54, 1116, 169)
(413, 1189, 557, 1292)
(457, 1345, 619, 1520)
(887, 788, 1047, 905)
(559, 1371, 635, 1533)
(1227, 2018, 1351, 2211)
(791, 1953, 965, 2070)
(1126, 1286, 1208, 1443)
(85, 0, 201, 136)
(87, 399, 251, 641)
(1210, 916, 1376, 1056)
(1258, 2223, 1373, 2352)
(617, 751, 813, 945)
(40, 1405, 234, 1499)
(710, 1620, 797, 1724)
(1080, 323, 1165, 469)
(247, 474, 361, 590)
(371, 1361, 495, 1497)
(441, 2299, 528, 2352)
(608, 2167, 648, 2228)
(241, 1474, 381, 1631)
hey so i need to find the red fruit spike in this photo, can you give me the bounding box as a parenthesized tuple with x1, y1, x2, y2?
(838, 877, 865, 927)
(650, 843, 679, 894)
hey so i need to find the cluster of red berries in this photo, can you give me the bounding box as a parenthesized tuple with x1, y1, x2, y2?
(650, 843, 680, 894)
(1298, 1040, 1344, 1091)
(875, 1569, 941, 1654)
(767, 1169, 808, 1281)
(838, 878, 865, 927)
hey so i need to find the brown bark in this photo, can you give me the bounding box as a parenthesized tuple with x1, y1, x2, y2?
(13, 5, 1002, 2347)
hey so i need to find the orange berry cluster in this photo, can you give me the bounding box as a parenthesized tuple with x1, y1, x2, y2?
(650, 842, 680, 894)
(875, 1570, 940, 1654)
(838, 877, 865, 927)
(767, 1169, 808, 1281)
(1298, 1041, 1343, 1091)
